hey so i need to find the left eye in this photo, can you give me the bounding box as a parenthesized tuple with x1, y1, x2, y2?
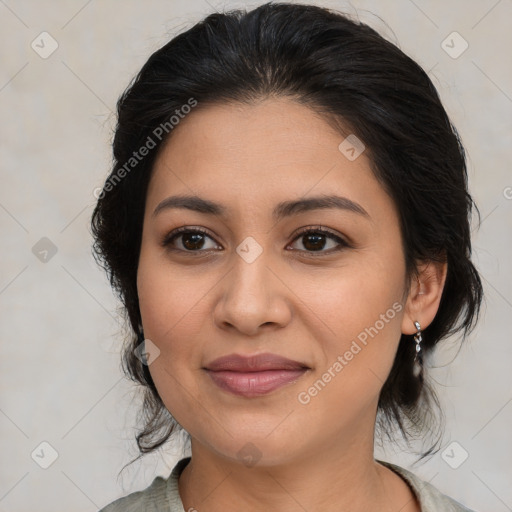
(162, 227, 348, 255)
(288, 228, 348, 254)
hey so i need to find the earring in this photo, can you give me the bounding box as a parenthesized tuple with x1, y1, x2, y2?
(413, 321, 423, 381)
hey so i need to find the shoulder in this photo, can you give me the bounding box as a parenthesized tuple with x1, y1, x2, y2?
(378, 460, 477, 512)
(98, 457, 191, 512)
(98, 475, 170, 512)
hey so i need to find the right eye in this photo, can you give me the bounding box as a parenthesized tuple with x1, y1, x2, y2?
(161, 227, 222, 254)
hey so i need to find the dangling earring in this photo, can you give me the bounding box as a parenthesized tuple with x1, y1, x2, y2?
(413, 321, 424, 381)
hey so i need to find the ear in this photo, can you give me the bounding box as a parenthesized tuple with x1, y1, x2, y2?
(401, 259, 448, 335)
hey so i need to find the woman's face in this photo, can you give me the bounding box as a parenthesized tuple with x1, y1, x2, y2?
(137, 98, 414, 465)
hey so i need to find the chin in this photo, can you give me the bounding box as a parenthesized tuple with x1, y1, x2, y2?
(197, 426, 306, 468)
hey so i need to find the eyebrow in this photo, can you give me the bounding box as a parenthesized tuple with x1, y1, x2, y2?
(152, 194, 369, 221)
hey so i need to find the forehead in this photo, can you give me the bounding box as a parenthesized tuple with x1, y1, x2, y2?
(147, 98, 393, 223)
(156, 97, 347, 168)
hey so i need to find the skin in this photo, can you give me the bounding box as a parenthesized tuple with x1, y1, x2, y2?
(136, 97, 447, 512)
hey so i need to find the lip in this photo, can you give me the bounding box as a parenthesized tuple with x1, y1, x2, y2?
(204, 352, 309, 372)
(203, 353, 310, 397)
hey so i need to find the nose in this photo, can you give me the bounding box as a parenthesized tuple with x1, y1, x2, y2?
(213, 251, 292, 337)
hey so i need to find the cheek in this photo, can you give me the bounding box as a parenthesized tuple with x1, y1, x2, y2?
(296, 250, 407, 400)
(136, 246, 226, 397)
(294, 278, 405, 430)
(137, 257, 211, 427)
(137, 238, 210, 340)
(302, 251, 405, 342)
(137, 268, 205, 360)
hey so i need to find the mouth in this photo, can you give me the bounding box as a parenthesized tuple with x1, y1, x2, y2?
(203, 352, 310, 397)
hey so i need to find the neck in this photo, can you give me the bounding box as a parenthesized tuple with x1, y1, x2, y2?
(178, 422, 419, 512)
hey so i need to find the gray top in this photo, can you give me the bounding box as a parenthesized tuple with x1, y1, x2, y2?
(98, 457, 475, 512)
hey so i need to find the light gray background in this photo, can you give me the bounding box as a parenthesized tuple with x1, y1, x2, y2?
(1, 0, 511, 510)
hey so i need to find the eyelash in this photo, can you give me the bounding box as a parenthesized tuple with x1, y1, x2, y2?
(161, 225, 350, 257)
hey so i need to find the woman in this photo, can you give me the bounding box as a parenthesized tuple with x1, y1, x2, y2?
(92, 3, 483, 511)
